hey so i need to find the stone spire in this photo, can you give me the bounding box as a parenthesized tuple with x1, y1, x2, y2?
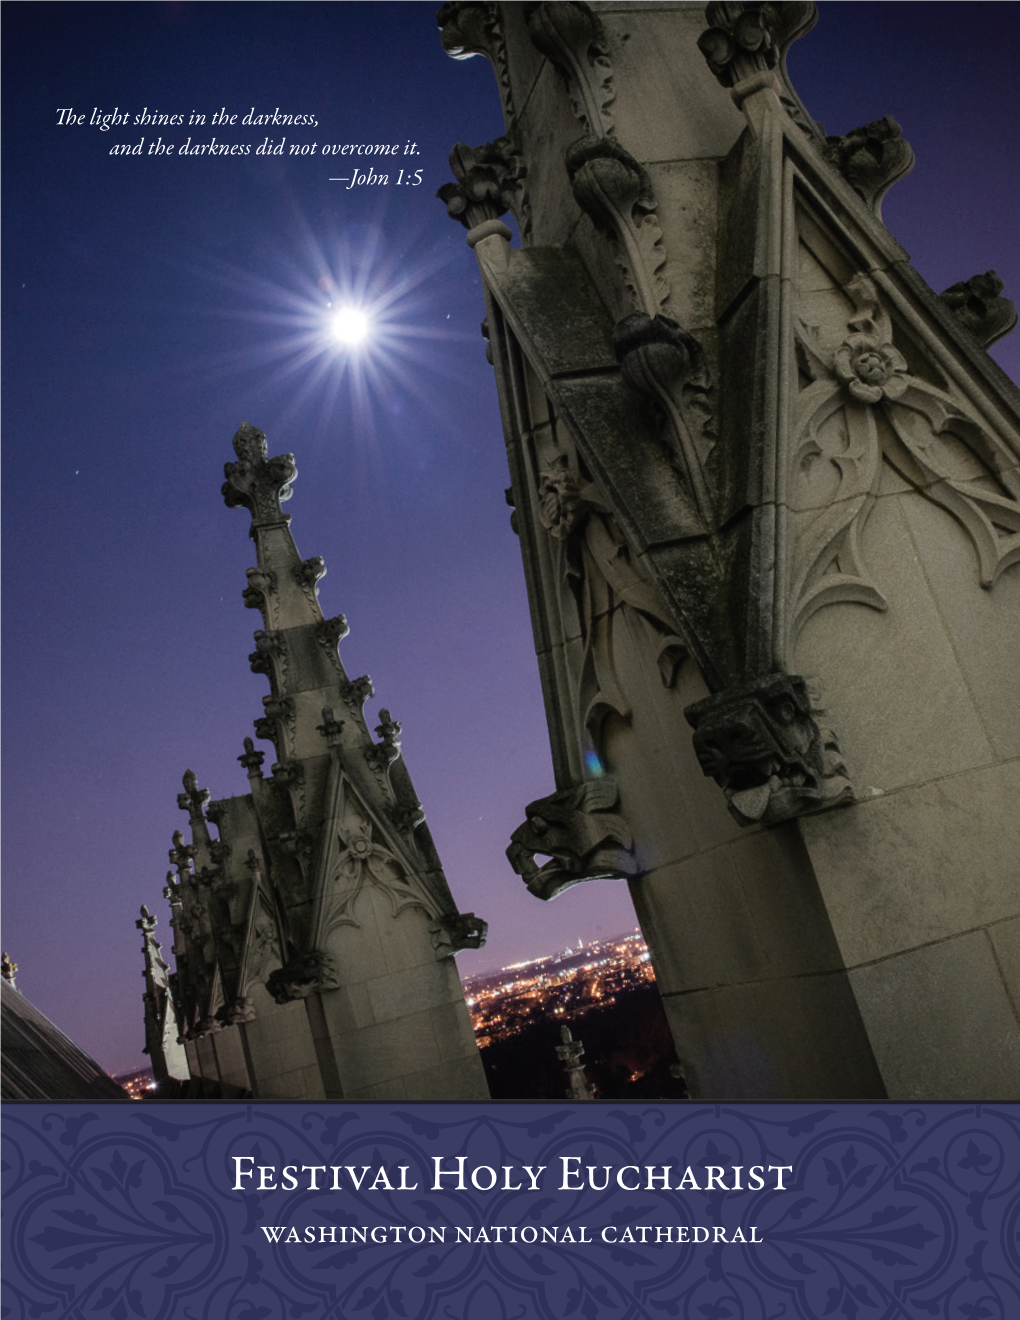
(137, 905, 190, 1090)
(556, 1023, 594, 1099)
(154, 423, 489, 1100)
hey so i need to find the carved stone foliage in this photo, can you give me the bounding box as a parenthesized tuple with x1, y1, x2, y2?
(506, 776, 636, 902)
(437, 137, 530, 239)
(295, 556, 326, 591)
(613, 312, 716, 523)
(326, 785, 437, 932)
(249, 629, 287, 685)
(821, 116, 914, 216)
(316, 614, 350, 665)
(698, 1, 821, 137)
(437, 2, 517, 129)
(940, 271, 1018, 350)
(684, 673, 853, 826)
(245, 902, 282, 988)
(243, 567, 277, 615)
(791, 276, 1020, 643)
(430, 912, 489, 958)
(566, 136, 668, 317)
(222, 422, 297, 525)
(538, 461, 689, 738)
(339, 674, 374, 719)
(265, 950, 341, 1005)
(524, 1, 615, 136)
(390, 801, 426, 836)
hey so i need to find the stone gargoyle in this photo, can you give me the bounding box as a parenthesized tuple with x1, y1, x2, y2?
(265, 950, 341, 1005)
(506, 775, 636, 901)
(684, 673, 853, 826)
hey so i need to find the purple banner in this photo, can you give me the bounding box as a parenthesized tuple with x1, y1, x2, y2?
(3, 1101, 1019, 1319)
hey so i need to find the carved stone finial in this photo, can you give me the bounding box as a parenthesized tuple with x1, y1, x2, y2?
(822, 116, 914, 217)
(366, 709, 403, 775)
(699, 0, 779, 87)
(614, 312, 715, 520)
(556, 1024, 594, 1099)
(566, 136, 669, 316)
(237, 736, 265, 778)
(169, 830, 195, 874)
(317, 706, 345, 746)
(940, 271, 1018, 349)
(136, 905, 157, 934)
(1, 952, 18, 989)
(698, 2, 821, 134)
(437, 137, 527, 234)
(177, 768, 210, 820)
(684, 673, 853, 826)
(507, 776, 636, 901)
(524, 1, 615, 135)
(375, 709, 402, 750)
(222, 422, 297, 525)
(163, 870, 181, 903)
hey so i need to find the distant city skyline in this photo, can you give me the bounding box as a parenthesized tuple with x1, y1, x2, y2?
(3, 3, 1018, 1073)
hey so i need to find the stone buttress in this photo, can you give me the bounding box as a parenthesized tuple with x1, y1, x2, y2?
(154, 423, 489, 1099)
(438, 0, 1020, 1097)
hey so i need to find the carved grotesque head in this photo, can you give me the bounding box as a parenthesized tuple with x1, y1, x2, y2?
(506, 777, 634, 901)
(685, 674, 850, 825)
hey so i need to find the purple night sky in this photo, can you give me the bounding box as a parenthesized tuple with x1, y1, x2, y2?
(3, 3, 1018, 1075)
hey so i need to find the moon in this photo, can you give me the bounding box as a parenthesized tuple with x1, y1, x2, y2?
(329, 305, 371, 346)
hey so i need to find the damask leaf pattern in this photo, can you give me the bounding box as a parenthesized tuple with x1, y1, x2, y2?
(3, 1104, 1019, 1320)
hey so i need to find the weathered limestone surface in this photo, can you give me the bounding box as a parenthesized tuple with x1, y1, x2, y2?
(439, 0, 1020, 1097)
(149, 424, 489, 1099)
